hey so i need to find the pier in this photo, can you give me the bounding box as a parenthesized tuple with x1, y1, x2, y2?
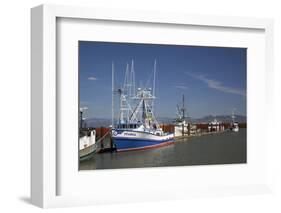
(80, 122, 247, 155)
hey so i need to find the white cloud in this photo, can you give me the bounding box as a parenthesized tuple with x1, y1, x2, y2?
(88, 76, 98, 80)
(185, 72, 246, 97)
(175, 85, 189, 90)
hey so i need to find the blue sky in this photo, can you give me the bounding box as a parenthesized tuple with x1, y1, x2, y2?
(79, 41, 246, 119)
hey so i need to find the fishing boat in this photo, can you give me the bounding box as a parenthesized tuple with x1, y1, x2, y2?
(208, 117, 224, 132)
(174, 94, 189, 137)
(79, 129, 97, 160)
(111, 60, 174, 152)
(79, 107, 97, 160)
(230, 109, 239, 132)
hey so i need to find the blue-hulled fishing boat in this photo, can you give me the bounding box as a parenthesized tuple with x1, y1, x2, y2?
(111, 60, 174, 151)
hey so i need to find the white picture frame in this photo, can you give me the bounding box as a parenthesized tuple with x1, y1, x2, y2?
(31, 4, 274, 208)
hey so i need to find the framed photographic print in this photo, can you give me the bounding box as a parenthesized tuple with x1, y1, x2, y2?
(78, 41, 247, 170)
(31, 4, 274, 208)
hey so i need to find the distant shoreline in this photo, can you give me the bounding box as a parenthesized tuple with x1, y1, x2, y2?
(82, 115, 247, 128)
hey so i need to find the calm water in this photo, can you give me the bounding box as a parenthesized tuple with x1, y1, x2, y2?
(79, 129, 246, 170)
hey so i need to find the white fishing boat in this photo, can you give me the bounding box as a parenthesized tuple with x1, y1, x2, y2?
(174, 120, 189, 137)
(174, 94, 189, 137)
(79, 107, 97, 160)
(79, 129, 97, 160)
(111, 60, 175, 151)
(208, 118, 224, 132)
(230, 109, 239, 132)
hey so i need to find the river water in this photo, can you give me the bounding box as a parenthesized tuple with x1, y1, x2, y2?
(79, 128, 246, 170)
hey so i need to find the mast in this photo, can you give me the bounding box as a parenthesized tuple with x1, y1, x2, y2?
(153, 60, 156, 98)
(80, 109, 83, 129)
(118, 63, 133, 125)
(123, 63, 129, 93)
(115, 60, 158, 127)
(182, 94, 185, 136)
(125, 63, 129, 124)
(142, 99, 146, 121)
(232, 109, 236, 123)
(79, 107, 88, 128)
(182, 94, 185, 120)
(112, 62, 114, 128)
(152, 60, 156, 113)
(131, 60, 136, 98)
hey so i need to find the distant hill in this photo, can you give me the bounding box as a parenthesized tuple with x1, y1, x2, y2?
(191, 115, 247, 124)
(83, 115, 247, 128)
(157, 115, 246, 124)
(83, 118, 111, 128)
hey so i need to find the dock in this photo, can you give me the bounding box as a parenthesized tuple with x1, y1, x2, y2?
(81, 122, 247, 154)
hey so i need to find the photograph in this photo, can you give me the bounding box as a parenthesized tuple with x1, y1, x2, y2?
(78, 41, 247, 170)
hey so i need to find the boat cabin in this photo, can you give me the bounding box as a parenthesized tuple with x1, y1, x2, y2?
(116, 122, 142, 130)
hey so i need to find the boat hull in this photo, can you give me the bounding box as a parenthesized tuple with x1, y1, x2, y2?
(174, 125, 188, 137)
(79, 130, 97, 161)
(112, 130, 174, 152)
(79, 143, 97, 161)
